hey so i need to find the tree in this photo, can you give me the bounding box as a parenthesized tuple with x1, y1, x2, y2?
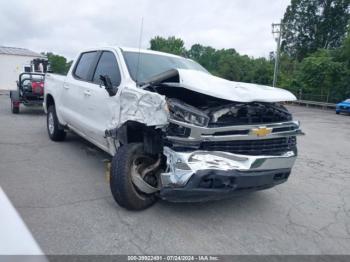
(297, 49, 347, 101)
(188, 45, 273, 85)
(148, 31, 350, 101)
(282, 0, 350, 61)
(188, 44, 217, 73)
(250, 58, 274, 85)
(278, 54, 301, 92)
(149, 39, 274, 85)
(336, 29, 350, 98)
(337, 28, 350, 67)
(42, 52, 71, 74)
(187, 45, 235, 74)
(150, 36, 186, 56)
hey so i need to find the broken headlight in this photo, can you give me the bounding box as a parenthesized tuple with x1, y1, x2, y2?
(167, 98, 209, 127)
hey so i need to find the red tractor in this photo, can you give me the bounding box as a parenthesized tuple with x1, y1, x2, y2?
(10, 58, 50, 114)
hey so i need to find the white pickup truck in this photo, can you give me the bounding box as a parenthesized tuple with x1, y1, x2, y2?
(44, 47, 304, 210)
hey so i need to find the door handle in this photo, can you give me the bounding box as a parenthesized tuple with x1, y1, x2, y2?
(63, 84, 70, 89)
(84, 90, 91, 96)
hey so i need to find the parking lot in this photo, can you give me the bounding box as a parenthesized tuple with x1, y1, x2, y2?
(0, 91, 349, 255)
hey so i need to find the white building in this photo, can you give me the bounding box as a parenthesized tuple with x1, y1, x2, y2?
(0, 46, 45, 90)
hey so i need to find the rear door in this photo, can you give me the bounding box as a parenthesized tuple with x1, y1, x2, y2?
(83, 51, 122, 148)
(60, 51, 99, 135)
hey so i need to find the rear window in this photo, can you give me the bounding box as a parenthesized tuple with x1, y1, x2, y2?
(74, 52, 97, 81)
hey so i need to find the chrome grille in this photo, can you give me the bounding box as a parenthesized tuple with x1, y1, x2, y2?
(200, 137, 297, 156)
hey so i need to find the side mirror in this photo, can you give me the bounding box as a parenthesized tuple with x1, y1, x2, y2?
(100, 75, 118, 96)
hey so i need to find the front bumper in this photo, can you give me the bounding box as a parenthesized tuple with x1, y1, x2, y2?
(159, 147, 297, 202)
(160, 168, 291, 202)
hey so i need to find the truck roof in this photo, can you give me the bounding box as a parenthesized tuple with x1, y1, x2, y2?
(80, 46, 184, 59)
(120, 47, 182, 58)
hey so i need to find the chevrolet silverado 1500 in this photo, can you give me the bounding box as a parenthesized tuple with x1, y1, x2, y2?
(44, 47, 304, 210)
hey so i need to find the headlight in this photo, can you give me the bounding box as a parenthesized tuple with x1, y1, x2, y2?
(167, 98, 209, 127)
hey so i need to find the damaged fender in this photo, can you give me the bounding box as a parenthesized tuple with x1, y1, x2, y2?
(117, 86, 169, 128)
(104, 86, 169, 155)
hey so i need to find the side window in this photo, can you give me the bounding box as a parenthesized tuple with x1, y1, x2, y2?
(93, 52, 121, 86)
(74, 52, 97, 81)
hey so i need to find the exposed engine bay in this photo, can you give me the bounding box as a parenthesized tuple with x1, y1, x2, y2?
(165, 92, 292, 127)
(143, 69, 292, 127)
(144, 82, 296, 156)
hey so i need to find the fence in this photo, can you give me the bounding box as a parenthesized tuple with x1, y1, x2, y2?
(281, 88, 339, 109)
(287, 100, 336, 109)
(288, 88, 343, 104)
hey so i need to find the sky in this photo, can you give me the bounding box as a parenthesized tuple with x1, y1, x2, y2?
(0, 0, 291, 60)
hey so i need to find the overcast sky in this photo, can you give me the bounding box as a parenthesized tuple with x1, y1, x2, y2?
(0, 0, 290, 60)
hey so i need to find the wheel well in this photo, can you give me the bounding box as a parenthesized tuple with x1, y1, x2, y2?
(46, 94, 55, 110)
(116, 121, 164, 155)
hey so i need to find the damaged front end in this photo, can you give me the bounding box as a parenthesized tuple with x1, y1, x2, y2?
(114, 69, 304, 202)
(156, 97, 303, 202)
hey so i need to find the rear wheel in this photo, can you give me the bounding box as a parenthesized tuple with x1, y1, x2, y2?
(47, 105, 66, 141)
(110, 143, 161, 210)
(10, 91, 20, 114)
(11, 101, 19, 114)
(336, 111, 340, 114)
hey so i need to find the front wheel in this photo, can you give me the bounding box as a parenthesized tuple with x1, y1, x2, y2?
(47, 105, 66, 141)
(110, 143, 161, 210)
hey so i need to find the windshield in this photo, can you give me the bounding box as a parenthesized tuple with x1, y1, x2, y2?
(122, 51, 209, 84)
(345, 99, 350, 103)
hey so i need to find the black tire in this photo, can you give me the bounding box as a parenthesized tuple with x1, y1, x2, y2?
(10, 91, 20, 114)
(336, 111, 340, 115)
(110, 143, 159, 210)
(47, 105, 66, 141)
(11, 101, 19, 114)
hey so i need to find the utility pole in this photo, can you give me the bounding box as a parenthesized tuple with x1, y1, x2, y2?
(272, 21, 283, 87)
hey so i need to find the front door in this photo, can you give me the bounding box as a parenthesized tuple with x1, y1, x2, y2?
(82, 51, 122, 148)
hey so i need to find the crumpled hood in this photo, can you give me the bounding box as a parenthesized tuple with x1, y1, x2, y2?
(164, 69, 296, 103)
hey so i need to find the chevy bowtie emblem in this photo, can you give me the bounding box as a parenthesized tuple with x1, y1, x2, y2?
(250, 127, 273, 137)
